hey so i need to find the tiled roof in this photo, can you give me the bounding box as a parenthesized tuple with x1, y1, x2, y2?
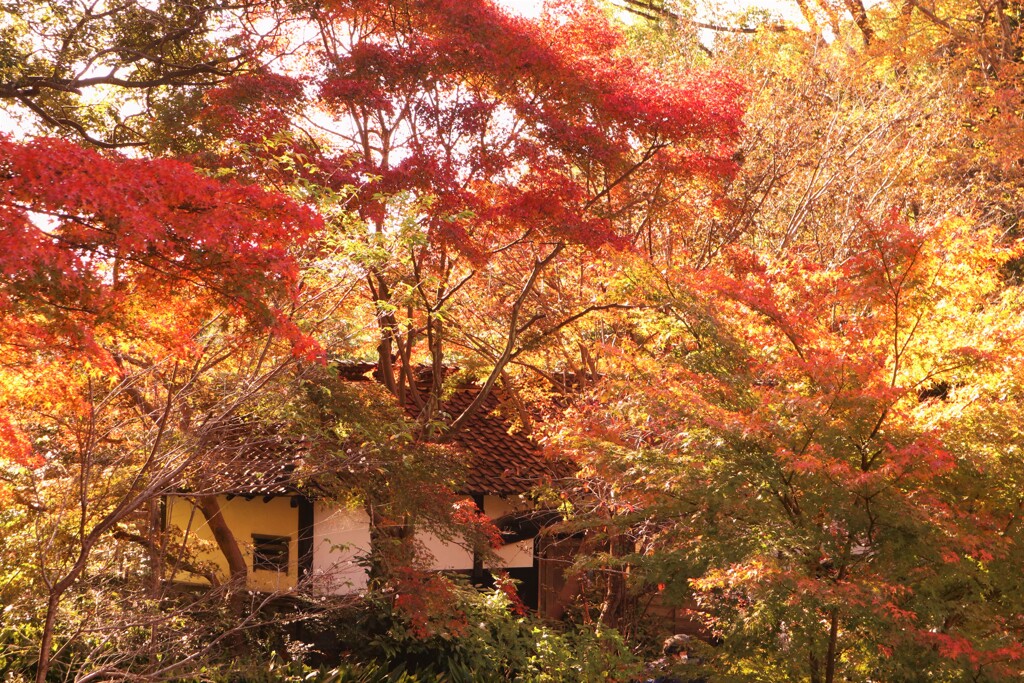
(334, 360, 575, 496)
(182, 364, 575, 499)
(178, 420, 309, 497)
(333, 359, 379, 381)
(434, 386, 574, 496)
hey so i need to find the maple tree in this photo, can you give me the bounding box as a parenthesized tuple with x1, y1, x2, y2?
(3, 0, 1023, 680)
(193, 0, 742, 435)
(172, 0, 745, 613)
(544, 3, 1024, 680)
(0, 132, 323, 681)
(558, 214, 1024, 681)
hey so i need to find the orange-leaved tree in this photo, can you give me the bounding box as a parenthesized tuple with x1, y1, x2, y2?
(0, 134, 321, 682)
(557, 211, 1024, 681)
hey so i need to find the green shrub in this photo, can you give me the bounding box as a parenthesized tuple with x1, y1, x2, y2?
(321, 575, 641, 682)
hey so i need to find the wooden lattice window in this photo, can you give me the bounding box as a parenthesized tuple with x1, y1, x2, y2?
(252, 534, 290, 573)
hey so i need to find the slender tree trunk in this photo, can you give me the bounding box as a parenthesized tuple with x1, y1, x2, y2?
(196, 496, 248, 611)
(148, 499, 163, 596)
(365, 498, 413, 586)
(844, 0, 874, 44)
(424, 316, 444, 434)
(35, 543, 100, 682)
(35, 594, 61, 683)
(599, 532, 627, 628)
(369, 271, 398, 394)
(824, 608, 840, 683)
(809, 649, 822, 683)
(366, 501, 389, 586)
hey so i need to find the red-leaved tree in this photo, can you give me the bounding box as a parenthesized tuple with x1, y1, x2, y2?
(195, 0, 743, 433)
(0, 134, 322, 682)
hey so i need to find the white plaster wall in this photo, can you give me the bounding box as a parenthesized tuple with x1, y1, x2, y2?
(311, 502, 372, 594)
(420, 529, 475, 571)
(419, 495, 537, 571)
(483, 495, 535, 569)
(495, 538, 535, 568)
(314, 506, 476, 575)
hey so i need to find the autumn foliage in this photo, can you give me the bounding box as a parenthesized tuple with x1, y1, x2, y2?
(0, 135, 321, 357)
(2, 0, 1024, 681)
(0, 133, 323, 482)
(296, 0, 742, 257)
(560, 210, 1024, 678)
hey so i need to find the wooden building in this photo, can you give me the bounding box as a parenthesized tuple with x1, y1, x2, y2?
(162, 367, 573, 610)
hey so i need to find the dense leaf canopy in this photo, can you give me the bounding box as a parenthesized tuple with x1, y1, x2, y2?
(1, 1, 1023, 682)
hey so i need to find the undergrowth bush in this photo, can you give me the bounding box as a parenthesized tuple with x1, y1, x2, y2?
(1, 574, 639, 681)
(316, 575, 641, 682)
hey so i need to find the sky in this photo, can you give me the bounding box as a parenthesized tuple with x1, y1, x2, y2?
(500, 0, 805, 23)
(498, 0, 808, 49)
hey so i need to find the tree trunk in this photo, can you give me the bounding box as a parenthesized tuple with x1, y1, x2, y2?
(599, 532, 628, 628)
(35, 594, 60, 683)
(196, 496, 248, 610)
(148, 499, 163, 596)
(844, 0, 874, 44)
(369, 271, 398, 394)
(809, 649, 822, 683)
(365, 498, 413, 586)
(824, 608, 840, 683)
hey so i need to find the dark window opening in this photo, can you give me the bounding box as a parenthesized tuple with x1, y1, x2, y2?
(252, 534, 290, 573)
